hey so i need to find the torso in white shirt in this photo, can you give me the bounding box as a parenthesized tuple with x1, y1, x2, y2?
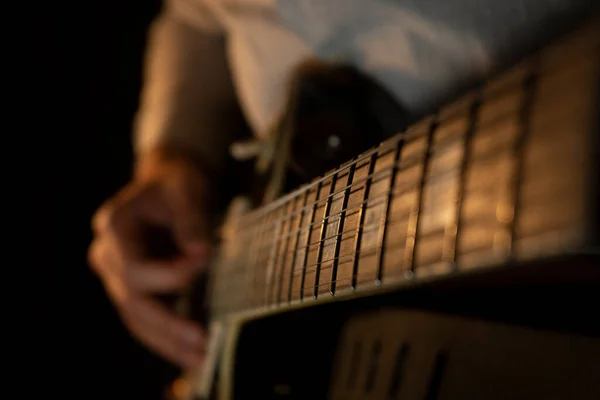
(170, 0, 578, 138)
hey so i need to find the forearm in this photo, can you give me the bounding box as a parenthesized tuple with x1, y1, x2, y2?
(133, 9, 250, 180)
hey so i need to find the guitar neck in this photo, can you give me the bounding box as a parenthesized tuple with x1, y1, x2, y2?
(209, 20, 600, 319)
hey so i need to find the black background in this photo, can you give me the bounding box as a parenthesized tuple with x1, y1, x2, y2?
(26, 3, 598, 398)
(32, 1, 178, 398)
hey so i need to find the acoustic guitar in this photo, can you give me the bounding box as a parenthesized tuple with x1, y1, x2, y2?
(168, 17, 600, 400)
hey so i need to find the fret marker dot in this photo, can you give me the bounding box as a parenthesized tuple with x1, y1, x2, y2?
(328, 135, 341, 149)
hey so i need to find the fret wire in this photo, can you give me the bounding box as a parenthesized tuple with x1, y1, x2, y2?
(221, 213, 443, 290)
(220, 215, 258, 314)
(243, 185, 388, 255)
(237, 67, 551, 230)
(294, 224, 450, 277)
(246, 160, 478, 258)
(243, 212, 264, 311)
(218, 201, 523, 301)
(237, 127, 428, 225)
(300, 181, 322, 300)
(247, 170, 389, 247)
(285, 190, 310, 303)
(404, 117, 437, 273)
(351, 153, 378, 289)
(220, 106, 535, 311)
(215, 146, 511, 294)
(249, 213, 269, 309)
(218, 278, 363, 315)
(273, 200, 295, 305)
(238, 152, 423, 231)
(219, 233, 449, 297)
(265, 206, 286, 306)
(254, 217, 271, 310)
(450, 94, 481, 265)
(313, 172, 338, 299)
(237, 231, 251, 312)
(237, 120, 484, 237)
(244, 126, 468, 233)
(220, 172, 474, 298)
(376, 140, 404, 283)
(296, 242, 398, 278)
(510, 58, 540, 255)
(216, 209, 506, 299)
(213, 49, 574, 315)
(330, 162, 356, 295)
(237, 121, 506, 236)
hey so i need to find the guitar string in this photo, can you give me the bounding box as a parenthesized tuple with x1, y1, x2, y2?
(214, 72, 535, 309)
(213, 140, 519, 309)
(220, 138, 514, 274)
(213, 166, 513, 315)
(236, 59, 545, 229)
(215, 209, 514, 314)
(214, 210, 503, 295)
(211, 43, 599, 314)
(233, 63, 540, 228)
(216, 128, 535, 307)
(215, 179, 512, 312)
(213, 234, 470, 313)
(215, 198, 507, 306)
(234, 126, 421, 225)
(230, 106, 522, 238)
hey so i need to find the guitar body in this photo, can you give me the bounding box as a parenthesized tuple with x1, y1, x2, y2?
(170, 17, 600, 400)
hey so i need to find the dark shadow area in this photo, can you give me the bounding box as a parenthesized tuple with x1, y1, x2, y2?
(234, 255, 600, 399)
(31, 2, 179, 398)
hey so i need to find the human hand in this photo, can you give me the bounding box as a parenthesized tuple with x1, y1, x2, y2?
(89, 149, 215, 369)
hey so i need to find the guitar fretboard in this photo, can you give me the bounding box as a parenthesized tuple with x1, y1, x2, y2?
(210, 21, 599, 319)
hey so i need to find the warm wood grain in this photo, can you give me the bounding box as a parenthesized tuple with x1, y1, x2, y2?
(209, 20, 599, 319)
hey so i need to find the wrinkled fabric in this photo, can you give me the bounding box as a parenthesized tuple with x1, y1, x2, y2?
(136, 0, 592, 171)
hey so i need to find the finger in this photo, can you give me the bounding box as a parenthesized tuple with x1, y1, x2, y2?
(91, 234, 205, 369)
(92, 184, 148, 233)
(121, 294, 206, 368)
(118, 304, 200, 368)
(107, 275, 205, 368)
(88, 236, 123, 280)
(91, 187, 137, 235)
(88, 238, 104, 275)
(133, 295, 205, 349)
(93, 183, 172, 260)
(91, 230, 204, 297)
(173, 211, 209, 255)
(163, 172, 212, 253)
(88, 234, 123, 278)
(97, 235, 206, 293)
(126, 257, 207, 293)
(89, 237, 137, 307)
(92, 202, 111, 235)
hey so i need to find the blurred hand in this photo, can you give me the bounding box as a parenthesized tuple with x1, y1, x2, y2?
(89, 149, 215, 369)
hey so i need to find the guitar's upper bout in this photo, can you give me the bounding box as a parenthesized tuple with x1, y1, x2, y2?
(283, 60, 411, 192)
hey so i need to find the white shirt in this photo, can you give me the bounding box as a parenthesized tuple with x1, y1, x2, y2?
(169, 0, 493, 138)
(136, 0, 587, 169)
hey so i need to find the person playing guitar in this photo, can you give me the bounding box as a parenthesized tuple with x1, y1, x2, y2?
(88, 0, 593, 377)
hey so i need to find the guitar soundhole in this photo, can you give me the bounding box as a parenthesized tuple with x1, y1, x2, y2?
(364, 340, 382, 393)
(424, 350, 449, 400)
(346, 340, 362, 389)
(388, 343, 410, 398)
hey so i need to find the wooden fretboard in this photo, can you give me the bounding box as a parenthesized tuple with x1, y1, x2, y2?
(209, 21, 599, 319)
